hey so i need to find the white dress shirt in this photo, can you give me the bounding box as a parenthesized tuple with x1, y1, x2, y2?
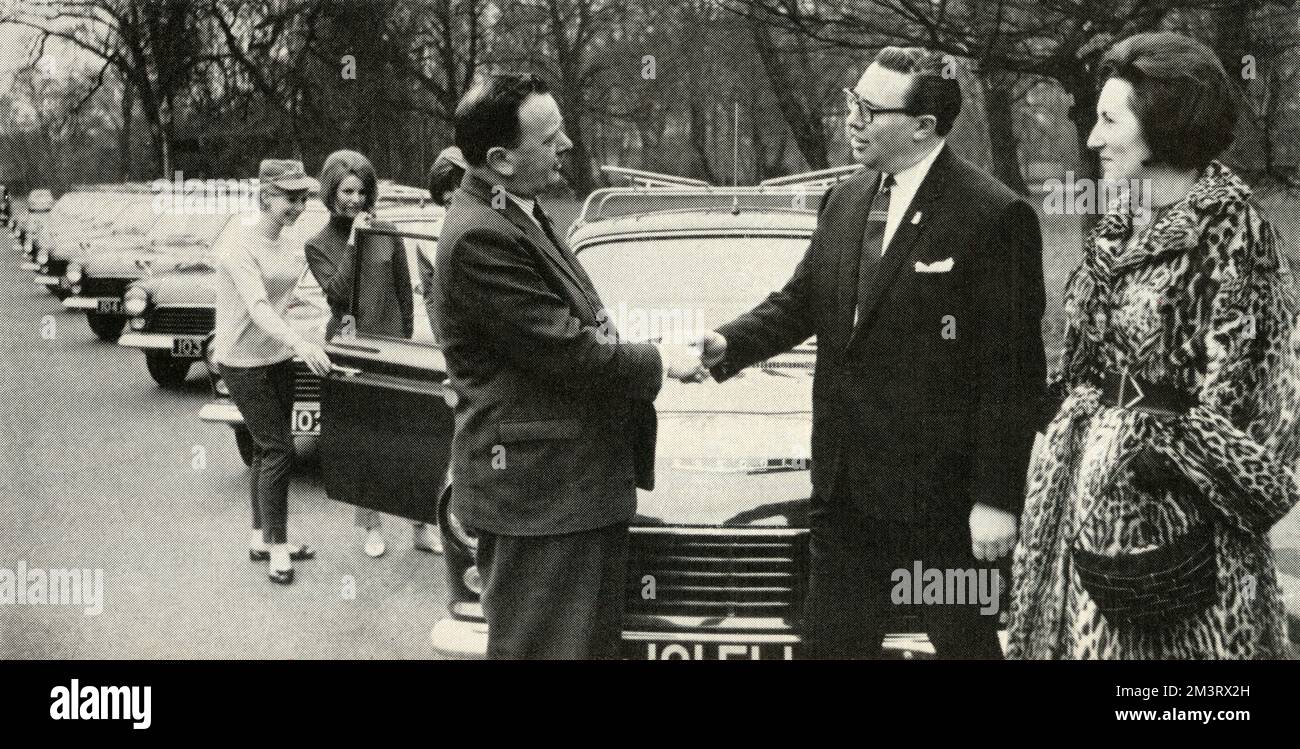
(506, 191, 545, 232)
(881, 140, 945, 253)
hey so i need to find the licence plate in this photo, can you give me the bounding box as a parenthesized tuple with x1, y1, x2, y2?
(291, 404, 321, 435)
(97, 299, 124, 314)
(171, 336, 204, 358)
(634, 641, 796, 660)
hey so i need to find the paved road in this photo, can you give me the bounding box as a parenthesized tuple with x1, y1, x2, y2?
(0, 234, 450, 659)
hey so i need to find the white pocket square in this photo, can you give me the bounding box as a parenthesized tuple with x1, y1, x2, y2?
(914, 258, 954, 273)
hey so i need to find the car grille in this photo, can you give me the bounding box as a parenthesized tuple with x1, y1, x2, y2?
(293, 361, 320, 402)
(147, 306, 214, 336)
(80, 277, 131, 298)
(43, 258, 67, 276)
(625, 529, 808, 619)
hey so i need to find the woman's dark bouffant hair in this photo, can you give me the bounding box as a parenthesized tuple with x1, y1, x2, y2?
(318, 149, 378, 215)
(1098, 32, 1240, 170)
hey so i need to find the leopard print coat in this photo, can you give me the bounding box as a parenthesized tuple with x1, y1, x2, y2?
(1007, 162, 1300, 659)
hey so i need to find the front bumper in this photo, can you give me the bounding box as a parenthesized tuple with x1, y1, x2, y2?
(20, 261, 39, 271)
(199, 402, 243, 426)
(62, 296, 115, 310)
(33, 274, 59, 286)
(119, 332, 185, 350)
(429, 602, 939, 660)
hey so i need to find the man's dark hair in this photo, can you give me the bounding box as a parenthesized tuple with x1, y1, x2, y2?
(872, 47, 962, 136)
(428, 160, 465, 206)
(454, 73, 551, 167)
(1097, 32, 1239, 170)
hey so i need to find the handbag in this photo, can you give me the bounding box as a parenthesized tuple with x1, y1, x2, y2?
(1069, 451, 1218, 628)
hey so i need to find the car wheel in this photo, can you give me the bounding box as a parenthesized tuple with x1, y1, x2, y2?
(86, 312, 125, 342)
(233, 425, 255, 466)
(48, 285, 70, 300)
(144, 350, 193, 387)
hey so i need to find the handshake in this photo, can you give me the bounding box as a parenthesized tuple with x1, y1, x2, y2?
(656, 331, 727, 384)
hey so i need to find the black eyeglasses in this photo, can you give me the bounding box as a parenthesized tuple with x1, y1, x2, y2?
(843, 88, 912, 122)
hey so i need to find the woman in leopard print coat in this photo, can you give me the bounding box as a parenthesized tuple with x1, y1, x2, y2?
(1007, 33, 1300, 659)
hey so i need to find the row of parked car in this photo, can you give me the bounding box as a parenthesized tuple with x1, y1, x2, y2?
(16, 179, 443, 465)
(12, 166, 949, 659)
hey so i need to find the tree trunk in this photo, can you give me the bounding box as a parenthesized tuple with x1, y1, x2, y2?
(983, 78, 1029, 195)
(748, 18, 828, 170)
(1064, 73, 1100, 234)
(688, 94, 715, 183)
(564, 109, 595, 196)
(118, 81, 134, 182)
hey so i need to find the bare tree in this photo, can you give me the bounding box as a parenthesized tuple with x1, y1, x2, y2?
(4, 0, 221, 176)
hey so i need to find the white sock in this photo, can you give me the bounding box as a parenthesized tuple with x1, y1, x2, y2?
(269, 543, 291, 571)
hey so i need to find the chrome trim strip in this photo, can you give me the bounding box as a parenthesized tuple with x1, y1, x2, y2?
(629, 526, 806, 537)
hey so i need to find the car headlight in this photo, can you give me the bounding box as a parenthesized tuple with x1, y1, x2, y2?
(36, 248, 48, 264)
(66, 261, 82, 283)
(123, 286, 149, 316)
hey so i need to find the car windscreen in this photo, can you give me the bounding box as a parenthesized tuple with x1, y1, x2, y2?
(576, 233, 810, 336)
(111, 200, 162, 234)
(145, 212, 233, 255)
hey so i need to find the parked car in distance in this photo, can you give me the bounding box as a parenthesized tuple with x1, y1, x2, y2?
(33, 189, 138, 298)
(62, 192, 243, 342)
(196, 192, 441, 459)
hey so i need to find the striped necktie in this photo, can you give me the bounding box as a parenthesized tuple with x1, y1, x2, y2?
(854, 174, 894, 325)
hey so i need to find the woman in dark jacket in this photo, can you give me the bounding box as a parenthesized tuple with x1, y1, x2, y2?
(1007, 33, 1300, 659)
(305, 149, 440, 557)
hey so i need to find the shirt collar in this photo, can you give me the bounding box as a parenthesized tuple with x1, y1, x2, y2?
(505, 190, 537, 219)
(885, 140, 945, 193)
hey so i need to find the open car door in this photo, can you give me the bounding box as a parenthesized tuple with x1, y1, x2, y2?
(318, 218, 452, 524)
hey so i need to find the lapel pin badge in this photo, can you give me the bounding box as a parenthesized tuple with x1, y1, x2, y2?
(911, 211, 923, 225)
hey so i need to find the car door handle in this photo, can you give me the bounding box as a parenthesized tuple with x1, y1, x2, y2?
(332, 364, 362, 377)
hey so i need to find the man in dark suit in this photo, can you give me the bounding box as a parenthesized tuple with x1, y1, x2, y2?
(431, 73, 703, 659)
(698, 48, 1046, 658)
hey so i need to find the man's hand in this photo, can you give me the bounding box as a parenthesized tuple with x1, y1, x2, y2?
(696, 330, 727, 368)
(657, 342, 707, 383)
(970, 503, 1017, 561)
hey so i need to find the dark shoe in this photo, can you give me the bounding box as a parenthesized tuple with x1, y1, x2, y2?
(268, 568, 294, 585)
(250, 544, 316, 563)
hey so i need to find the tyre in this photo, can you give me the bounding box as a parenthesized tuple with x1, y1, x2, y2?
(233, 425, 255, 466)
(144, 350, 193, 387)
(86, 312, 125, 342)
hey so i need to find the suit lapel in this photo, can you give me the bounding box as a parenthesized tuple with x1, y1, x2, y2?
(461, 173, 598, 318)
(836, 173, 879, 331)
(849, 147, 952, 343)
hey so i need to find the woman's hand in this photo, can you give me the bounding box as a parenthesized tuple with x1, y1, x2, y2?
(347, 211, 373, 247)
(293, 338, 332, 377)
